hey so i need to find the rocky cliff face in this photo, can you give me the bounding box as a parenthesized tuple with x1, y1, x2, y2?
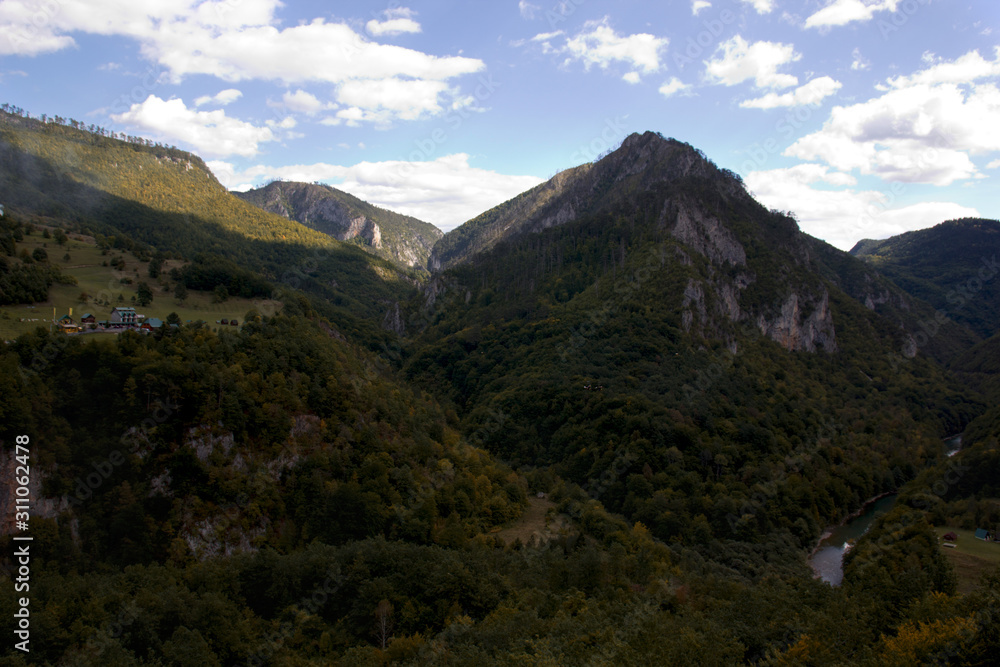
(236, 181, 440, 270)
(668, 200, 746, 267)
(757, 290, 837, 353)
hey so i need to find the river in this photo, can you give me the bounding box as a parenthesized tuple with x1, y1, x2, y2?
(807, 494, 898, 586)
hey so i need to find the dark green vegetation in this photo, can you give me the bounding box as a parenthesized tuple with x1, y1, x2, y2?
(237, 180, 442, 272)
(851, 218, 1000, 340)
(0, 109, 417, 349)
(0, 214, 76, 306)
(1, 116, 999, 665)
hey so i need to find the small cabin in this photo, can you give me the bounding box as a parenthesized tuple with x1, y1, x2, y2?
(80, 313, 96, 324)
(975, 528, 991, 541)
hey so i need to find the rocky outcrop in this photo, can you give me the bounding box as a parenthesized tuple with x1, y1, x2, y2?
(0, 448, 65, 535)
(668, 201, 746, 267)
(342, 215, 382, 248)
(383, 301, 405, 335)
(236, 181, 439, 269)
(757, 290, 837, 353)
(681, 279, 706, 333)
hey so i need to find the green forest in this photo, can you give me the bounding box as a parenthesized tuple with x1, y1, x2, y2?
(1, 112, 1000, 665)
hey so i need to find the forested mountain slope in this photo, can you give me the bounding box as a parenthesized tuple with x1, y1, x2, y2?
(851, 218, 1000, 340)
(1, 117, 999, 665)
(403, 132, 984, 558)
(0, 110, 415, 346)
(236, 180, 442, 271)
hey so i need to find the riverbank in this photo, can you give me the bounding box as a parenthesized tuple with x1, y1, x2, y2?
(808, 493, 898, 585)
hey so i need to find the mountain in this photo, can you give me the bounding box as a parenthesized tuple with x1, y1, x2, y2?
(4, 117, 1000, 665)
(236, 180, 442, 271)
(403, 131, 983, 552)
(428, 132, 733, 272)
(0, 109, 416, 346)
(850, 218, 1000, 339)
(426, 132, 974, 359)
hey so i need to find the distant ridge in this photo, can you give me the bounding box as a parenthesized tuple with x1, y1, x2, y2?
(851, 218, 1000, 339)
(236, 180, 442, 271)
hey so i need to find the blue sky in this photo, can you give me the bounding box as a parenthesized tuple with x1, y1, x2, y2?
(1, 1, 998, 249)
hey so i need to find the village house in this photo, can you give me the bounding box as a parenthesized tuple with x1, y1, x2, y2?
(109, 306, 137, 328)
(140, 317, 163, 332)
(57, 314, 79, 333)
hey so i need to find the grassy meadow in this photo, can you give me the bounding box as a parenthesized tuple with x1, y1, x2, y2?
(1, 225, 281, 340)
(936, 526, 1000, 595)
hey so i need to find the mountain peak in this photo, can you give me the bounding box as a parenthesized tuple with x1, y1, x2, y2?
(429, 131, 744, 271)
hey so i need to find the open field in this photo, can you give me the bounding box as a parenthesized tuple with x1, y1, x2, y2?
(935, 526, 1000, 595)
(491, 496, 571, 546)
(1, 227, 281, 340)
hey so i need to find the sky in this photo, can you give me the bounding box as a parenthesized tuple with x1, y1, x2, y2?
(0, 0, 998, 250)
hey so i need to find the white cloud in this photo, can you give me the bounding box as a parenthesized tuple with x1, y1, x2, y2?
(785, 56, 1000, 185)
(365, 7, 421, 37)
(336, 78, 452, 123)
(210, 154, 544, 230)
(987, 159, 1000, 169)
(194, 88, 243, 107)
(365, 17, 421, 37)
(532, 30, 563, 42)
(884, 48, 1000, 89)
(805, 0, 899, 29)
(279, 89, 330, 115)
(0, 0, 482, 127)
(740, 76, 842, 109)
(266, 116, 296, 130)
(851, 47, 870, 71)
(740, 0, 776, 15)
(112, 96, 274, 158)
(746, 165, 979, 250)
(704, 36, 800, 89)
(623, 71, 641, 84)
(519, 1, 541, 19)
(692, 1, 712, 16)
(564, 18, 668, 75)
(659, 77, 693, 97)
